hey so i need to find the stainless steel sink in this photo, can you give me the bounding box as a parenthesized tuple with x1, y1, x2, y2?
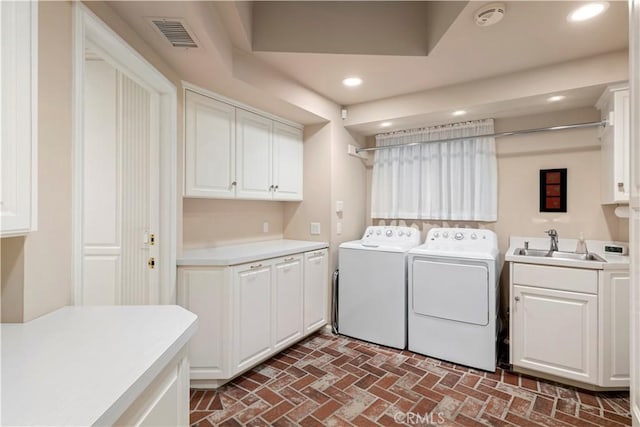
(514, 248, 606, 262)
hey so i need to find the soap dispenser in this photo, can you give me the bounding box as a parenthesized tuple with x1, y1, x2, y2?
(576, 232, 588, 254)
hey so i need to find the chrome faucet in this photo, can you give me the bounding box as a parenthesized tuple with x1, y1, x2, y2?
(545, 229, 559, 254)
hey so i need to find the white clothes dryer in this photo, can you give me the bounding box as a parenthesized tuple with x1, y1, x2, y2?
(408, 228, 499, 371)
(338, 226, 420, 349)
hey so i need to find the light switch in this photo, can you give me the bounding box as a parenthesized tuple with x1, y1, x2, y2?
(337, 222, 342, 235)
(263, 221, 269, 233)
(310, 222, 321, 235)
(336, 200, 344, 213)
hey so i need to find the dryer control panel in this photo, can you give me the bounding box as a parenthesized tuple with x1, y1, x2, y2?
(425, 228, 498, 254)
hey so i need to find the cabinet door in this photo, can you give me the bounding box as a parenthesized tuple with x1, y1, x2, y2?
(1, 1, 37, 236)
(184, 90, 236, 198)
(599, 271, 630, 387)
(233, 262, 273, 373)
(512, 285, 597, 384)
(614, 89, 630, 202)
(177, 268, 229, 380)
(304, 249, 329, 333)
(236, 109, 272, 200)
(273, 255, 303, 351)
(598, 86, 630, 204)
(272, 122, 303, 201)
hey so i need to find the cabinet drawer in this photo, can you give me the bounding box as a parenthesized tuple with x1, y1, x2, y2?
(512, 263, 597, 294)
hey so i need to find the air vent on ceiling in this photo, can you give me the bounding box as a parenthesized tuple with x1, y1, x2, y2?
(148, 17, 198, 48)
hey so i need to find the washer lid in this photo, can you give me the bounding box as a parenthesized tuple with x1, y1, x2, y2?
(340, 225, 421, 252)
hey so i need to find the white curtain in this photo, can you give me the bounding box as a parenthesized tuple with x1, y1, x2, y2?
(371, 119, 497, 221)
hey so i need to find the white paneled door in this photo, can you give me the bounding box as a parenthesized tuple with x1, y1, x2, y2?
(81, 55, 159, 305)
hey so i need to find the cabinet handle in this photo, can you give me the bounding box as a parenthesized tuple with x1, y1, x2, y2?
(617, 182, 624, 189)
(269, 185, 273, 191)
(231, 181, 237, 186)
(284, 257, 295, 262)
(250, 263, 263, 269)
(312, 251, 325, 256)
(275, 185, 279, 191)
(514, 296, 520, 302)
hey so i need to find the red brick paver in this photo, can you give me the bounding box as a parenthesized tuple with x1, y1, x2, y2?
(190, 330, 631, 426)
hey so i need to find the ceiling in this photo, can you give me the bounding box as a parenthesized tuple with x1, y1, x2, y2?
(107, 1, 629, 134)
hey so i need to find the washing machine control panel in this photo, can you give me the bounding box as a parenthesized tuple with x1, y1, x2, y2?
(424, 228, 497, 253)
(362, 226, 420, 247)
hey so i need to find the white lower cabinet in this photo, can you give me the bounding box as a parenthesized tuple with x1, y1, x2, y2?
(178, 268, 230, 381)
(510, 263, 630, 389)
(273, 255, 304, 351)
(304, 250, 329, 332)
(599, 271, 631, 387)
(512, 285, 598, 384)
(178, 248, 328, 388)
(233, 262, 274, 373)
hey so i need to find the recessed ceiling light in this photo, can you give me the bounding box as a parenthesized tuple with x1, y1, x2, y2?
(452, 110, 467, 116)
(342, 77, 363, 87)
(567, 2, 609, 22)
(548, 95, 566, 102)
(380, 122, 392, 127)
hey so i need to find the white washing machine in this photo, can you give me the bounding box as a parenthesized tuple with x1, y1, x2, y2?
(338, 226, 420, 349)
(408, 228, 499, 371)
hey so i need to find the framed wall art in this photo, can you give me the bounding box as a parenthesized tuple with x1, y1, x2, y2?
(539, 168, 567, 213)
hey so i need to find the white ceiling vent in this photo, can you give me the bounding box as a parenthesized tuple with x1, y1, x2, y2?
(147, 17, 199, 48)
(474, 3, 506, 27)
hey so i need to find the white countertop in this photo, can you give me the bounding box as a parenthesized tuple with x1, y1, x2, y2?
(178, 239, 329, 266)
(1, 305, 197, 426)
(505, 236, 630, 270)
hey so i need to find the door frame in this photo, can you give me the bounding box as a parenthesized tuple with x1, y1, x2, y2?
(630, 1, 639, 424)
(72, 4, 177, 304)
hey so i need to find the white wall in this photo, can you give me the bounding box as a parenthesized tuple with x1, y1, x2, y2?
(21, 2, 73, 321)
(183, 199, 285, 249)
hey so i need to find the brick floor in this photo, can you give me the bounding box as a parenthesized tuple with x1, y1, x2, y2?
(190, 329, 631, 426)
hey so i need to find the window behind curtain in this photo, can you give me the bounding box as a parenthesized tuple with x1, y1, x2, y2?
(371, 119, 497, 221)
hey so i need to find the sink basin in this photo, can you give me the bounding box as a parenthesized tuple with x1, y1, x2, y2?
(514, 248, 606, 262)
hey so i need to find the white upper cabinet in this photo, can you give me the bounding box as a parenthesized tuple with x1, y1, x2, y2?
(236, 109, 273, 200)
(1, 1, 37, 237)
(272, 122, 303, 201)
(184, 90, 236, 198)
(597, 83, 629, 204)
(183, 85, 303, 201)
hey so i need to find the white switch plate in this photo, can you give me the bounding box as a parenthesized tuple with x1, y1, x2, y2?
(336, 200, 344, 213)
(337, 222, 342, 235)
(263, 221, 269, 233)
(310, 222, 321, 235)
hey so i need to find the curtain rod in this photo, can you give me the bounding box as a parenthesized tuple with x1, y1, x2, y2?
(356, 120, 607, 154)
